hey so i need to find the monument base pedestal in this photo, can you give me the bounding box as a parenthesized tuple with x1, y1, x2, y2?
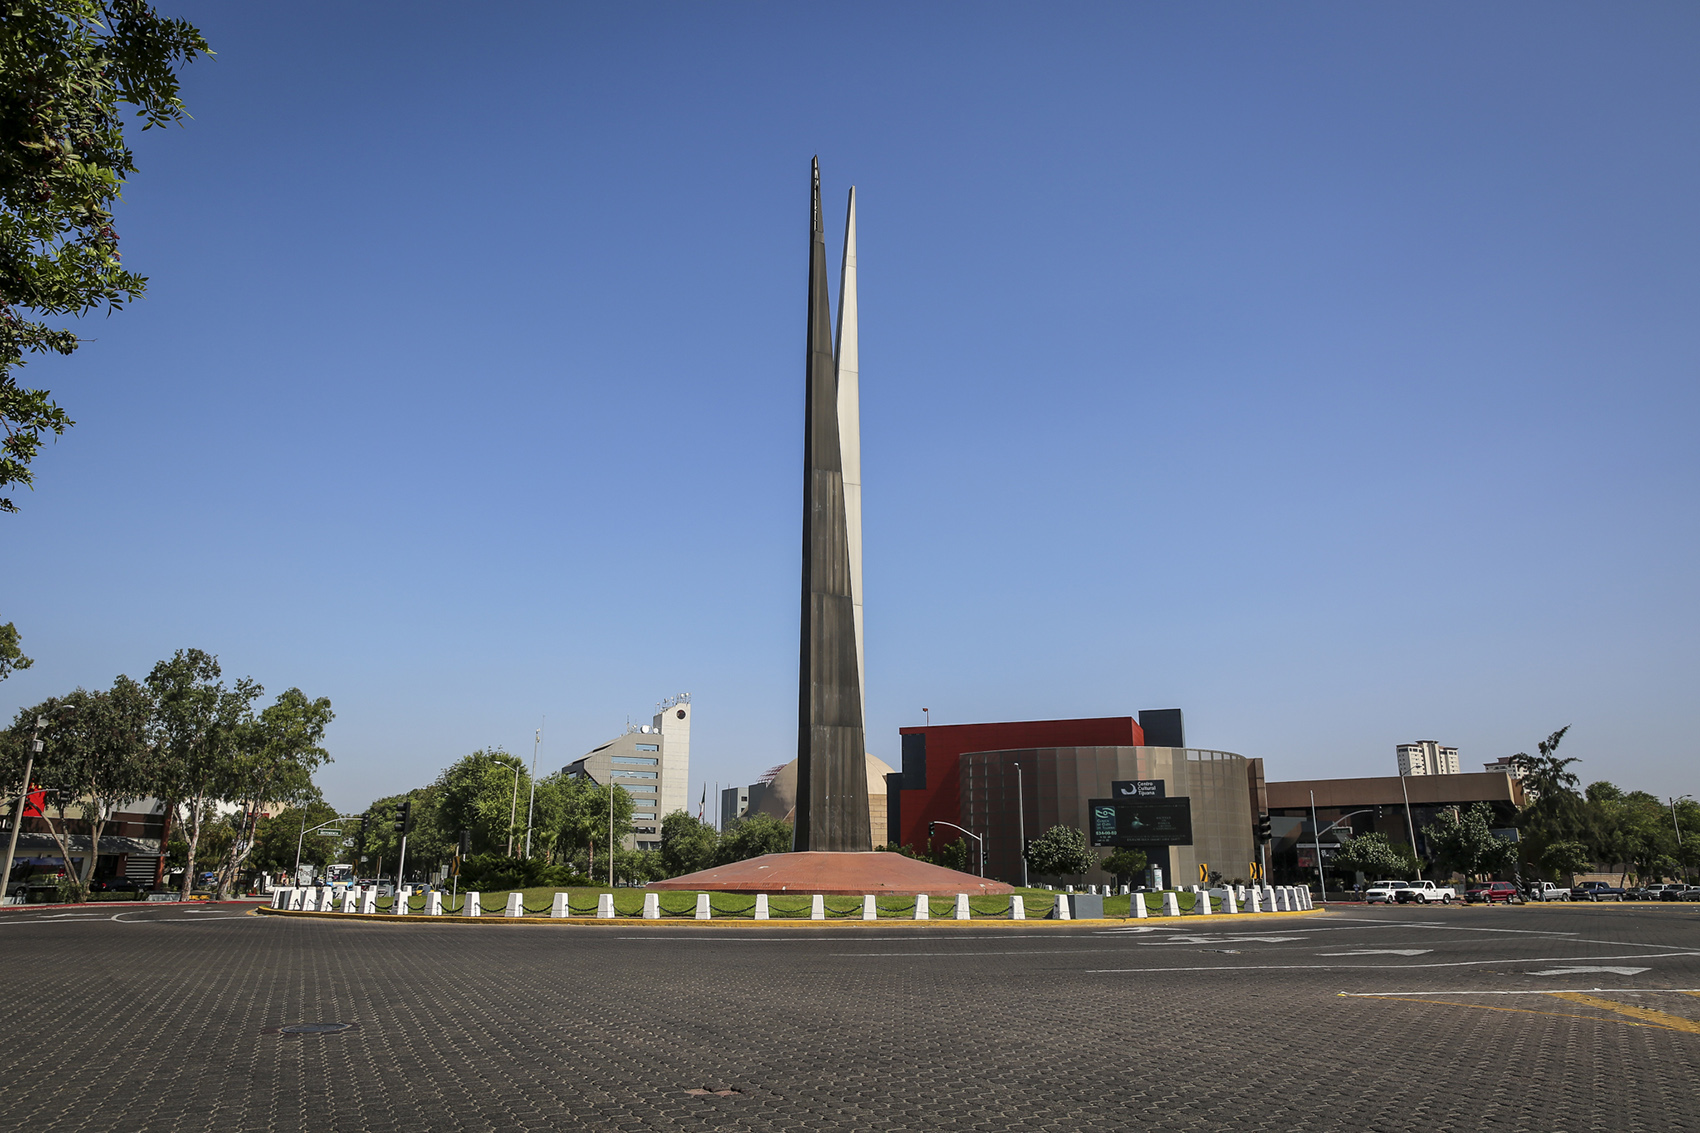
(648, 851, 1014, 896)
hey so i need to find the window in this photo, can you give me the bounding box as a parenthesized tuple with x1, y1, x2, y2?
(613, 756, 659, 765)
(632, 813, 656, 820)
(616, 771, 658, 780)
(634, 743, 659, 752)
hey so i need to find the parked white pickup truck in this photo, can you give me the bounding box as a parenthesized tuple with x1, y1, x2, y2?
(1364, 880, 1411, 904)
(1527, 882, 1571, 902)
(1395, 880, 1458, 904)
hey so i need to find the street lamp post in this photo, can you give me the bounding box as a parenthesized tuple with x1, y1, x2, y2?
(524, 721, 542, 859)
(929, 820, 985, 877)
(1014, 763, 1027, 888)
(501, 762, 522, 857)
(294, 815, 344, 884)
(1302, 807, 1376, 902)
(1673, 795, 1694, 883)
(1, 717, 45, 904)
(1398, 767, 1421, 878)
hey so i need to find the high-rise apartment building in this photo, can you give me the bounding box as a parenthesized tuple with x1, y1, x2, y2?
(1481, 755, 1526, 780)
(565, 694, 691, 850)
(1396, 740, 1459, 777)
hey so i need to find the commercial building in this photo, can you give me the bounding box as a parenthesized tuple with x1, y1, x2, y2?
(564, 694, 691, 851)
(1396, 741, 1460, 776)
(1264, 771, 1525, 884)
(1481, 755, 1526, 779)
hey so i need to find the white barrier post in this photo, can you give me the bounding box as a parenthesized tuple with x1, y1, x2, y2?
(1054, 894, 1071, 920)
(642, 893, 659, 919)
(271, 888, 288, 909)
(361, 888, 377, 915)
(754, 893, 770, 920)
(302, 888, 318, 912)
(552, 892, 569, 918)
(1303, 888, 1314, 910)
(1247, 887, 1262, 913)
(1132, 892, 1148, 918)
(321, 886, 335, 909)
(1197, 890, 1213, 915)
(505, 892, 523, 917)
(1281, 887, 1294, 912)
(1011, 895, 1026, 920)
(1262, 885, 1276, 911)
(954, 893, 971, 920)
(1163, 891, 1181, 917)
(596, 893, 614, 919)
(345, 888, 362, 914)
(810, 894, 825, 921)
(1224, 887, 1239, 914)
(862, 895, 877, 920)
(427, 891, 443, 916)
(695, 893, 711, 921)
(465, 892, 481, 917)
(915, 894, 930, 920)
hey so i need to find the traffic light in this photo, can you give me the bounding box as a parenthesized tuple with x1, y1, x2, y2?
(359, 813, 371, 843)
(928, 822, 936, 840)
(1255, 813, 1272, 842)
(393, 799, 412, 833)
(458, 829, 471, 858)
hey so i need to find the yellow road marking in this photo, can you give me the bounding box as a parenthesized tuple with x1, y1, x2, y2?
(1546, 992, 1700, 1033)
(1352, 995, 1671, 1030)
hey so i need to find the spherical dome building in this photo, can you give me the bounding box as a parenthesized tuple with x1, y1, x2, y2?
(750, 753, 893, 847)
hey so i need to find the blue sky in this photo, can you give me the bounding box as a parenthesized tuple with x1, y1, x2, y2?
(3, 3, 1696, 810)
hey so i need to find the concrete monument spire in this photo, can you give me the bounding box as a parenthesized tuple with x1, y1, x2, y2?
(794, 158, 871, 853)
(835, 187, 863, 725)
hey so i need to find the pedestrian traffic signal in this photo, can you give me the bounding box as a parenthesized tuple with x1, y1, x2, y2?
(1255, 813, 1272, 842)
(393, 799, 412, 833)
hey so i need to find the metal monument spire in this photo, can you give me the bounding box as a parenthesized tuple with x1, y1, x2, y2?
(794, 158, 871, 852)
(835, 185, 863, 725)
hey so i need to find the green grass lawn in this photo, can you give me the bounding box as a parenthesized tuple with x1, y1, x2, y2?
(366, 885, 1208, 919)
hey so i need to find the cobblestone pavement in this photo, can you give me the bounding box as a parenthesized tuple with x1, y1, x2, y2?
(2, 902, 1697, 1132)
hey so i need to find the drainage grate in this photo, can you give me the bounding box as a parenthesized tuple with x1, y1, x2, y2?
(272, 1022, 357, 1035)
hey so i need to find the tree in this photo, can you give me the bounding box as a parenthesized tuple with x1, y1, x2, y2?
(208, 688, 333, 898)
(554, 780, 633, 880)
(934, 836, 970, 874)
(717, 813, 793, 864)
(247, 794, 340, 881)
(0, 621, 31, 680)
(1101, 848, 1148, 887)
(434, 749, 529, 858)
(1332, 832, 1418, 880)
(1422, 803, 1517, 882)
(659, 810, 718, 877)
(1024, 825, 1095, 880)
(1510, 726, 1585, 878)
(13, 675, 154, 900)
(1539, 839, 1592, 883)
(1, 1, 209, 512)
(146, 649, 260, 899)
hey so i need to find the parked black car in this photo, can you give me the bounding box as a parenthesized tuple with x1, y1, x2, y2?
(1571, 881, 1624, 901)
(88, 877, 148, 895)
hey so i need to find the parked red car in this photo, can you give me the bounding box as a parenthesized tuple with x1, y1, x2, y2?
(1465, 882, 1522, 904)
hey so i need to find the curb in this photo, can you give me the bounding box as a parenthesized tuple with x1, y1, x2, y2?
(253, 905, 1331, 928)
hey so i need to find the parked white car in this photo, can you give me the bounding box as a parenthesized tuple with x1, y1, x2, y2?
(1364, 880, 1411, 905)
(1395, 880, 1458, 904)
(1527, 882, 1572, 902)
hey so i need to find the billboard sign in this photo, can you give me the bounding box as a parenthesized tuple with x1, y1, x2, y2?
(1089, 797, 1194, 847)
(1110, 779, 1166, 800)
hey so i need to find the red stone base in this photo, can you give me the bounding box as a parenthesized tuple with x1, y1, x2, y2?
(647, 851, 1013, 896)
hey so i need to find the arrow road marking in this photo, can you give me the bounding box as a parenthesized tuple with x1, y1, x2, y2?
(1142, 935, 1305, 945)
(1529, 966, 1650, 976)
(1317, 949, 1433, 957)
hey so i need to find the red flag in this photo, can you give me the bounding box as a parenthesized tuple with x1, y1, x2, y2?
(22, 788, 46, 818)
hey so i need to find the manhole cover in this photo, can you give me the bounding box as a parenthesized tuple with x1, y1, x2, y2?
(685, 1088, 742, 1097)
(276, 1022, 356, 1035)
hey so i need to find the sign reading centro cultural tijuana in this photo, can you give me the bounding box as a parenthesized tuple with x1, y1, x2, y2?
(1110, 779, 1165, 799)
(1089, 797, 1194, 847)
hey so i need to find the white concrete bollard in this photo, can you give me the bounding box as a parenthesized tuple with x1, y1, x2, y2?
(1237, 885, 1247, 903)
(1197, 890, 1214, 915)
(754, 893, 769, 920)
(1120, 885, 1131, 896)
(427, 891, 443, 916)
(915, 894, 930, 920)
(642, 893, 659, 920)
(955, 893, 971, 920)
(810, 894, 825, 920)
(1088, 884, 1098, 896)
(361, 888, 377, 915)
(1262, 885, 1276, 911)
(399, 887, 415, 915)
(1303, 888, 1314, 909)
(552, 892, 569, 918)
(1247, 887, 1262, 913)
(505, 892, 523, 917)
(345, 887, 362, 913)
(696, 893, 711, 921)
(1132, 892, 1148, 918)
(1011, 895, 1025, 920)
(465, 891, 481, 917)
(863, 894, 877, 920)
(1163, 891, 1181, 917)
(596, 893, 614, 919)
(1054, 894, 1071, 920)
(301, 888, 317, 912)
(1281, 887, 1294, 912)
(1224, 887, 1239, 914)
(271, 888, 288, 909)
(321, 886, 335, 909)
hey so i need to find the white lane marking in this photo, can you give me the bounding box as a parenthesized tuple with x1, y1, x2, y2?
(1086, 949, 1700, 973)
(1342, 987, 1700, 997)
(1528, 966, 1650, 976)
(0, 913, 109, 924)
(1317, 949, 1433, 957)
(1140, 935, 1305, 945)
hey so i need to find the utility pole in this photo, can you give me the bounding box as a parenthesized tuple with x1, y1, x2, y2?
(1, 717, 45, 903)
(1398, 768, 1420, 879)
(524, 720, 542, 859)
(1309, 791, 1327, 903)
(608, 783, 615, 887)
(1674, 796, 1693, 883)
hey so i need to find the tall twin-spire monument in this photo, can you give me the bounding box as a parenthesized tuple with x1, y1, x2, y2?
(794, 158, 870, 853)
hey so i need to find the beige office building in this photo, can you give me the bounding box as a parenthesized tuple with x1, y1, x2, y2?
(565, 694, 691, 850)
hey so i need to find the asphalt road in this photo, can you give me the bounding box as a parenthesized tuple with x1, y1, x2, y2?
(2, 902, 1696, 1132)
